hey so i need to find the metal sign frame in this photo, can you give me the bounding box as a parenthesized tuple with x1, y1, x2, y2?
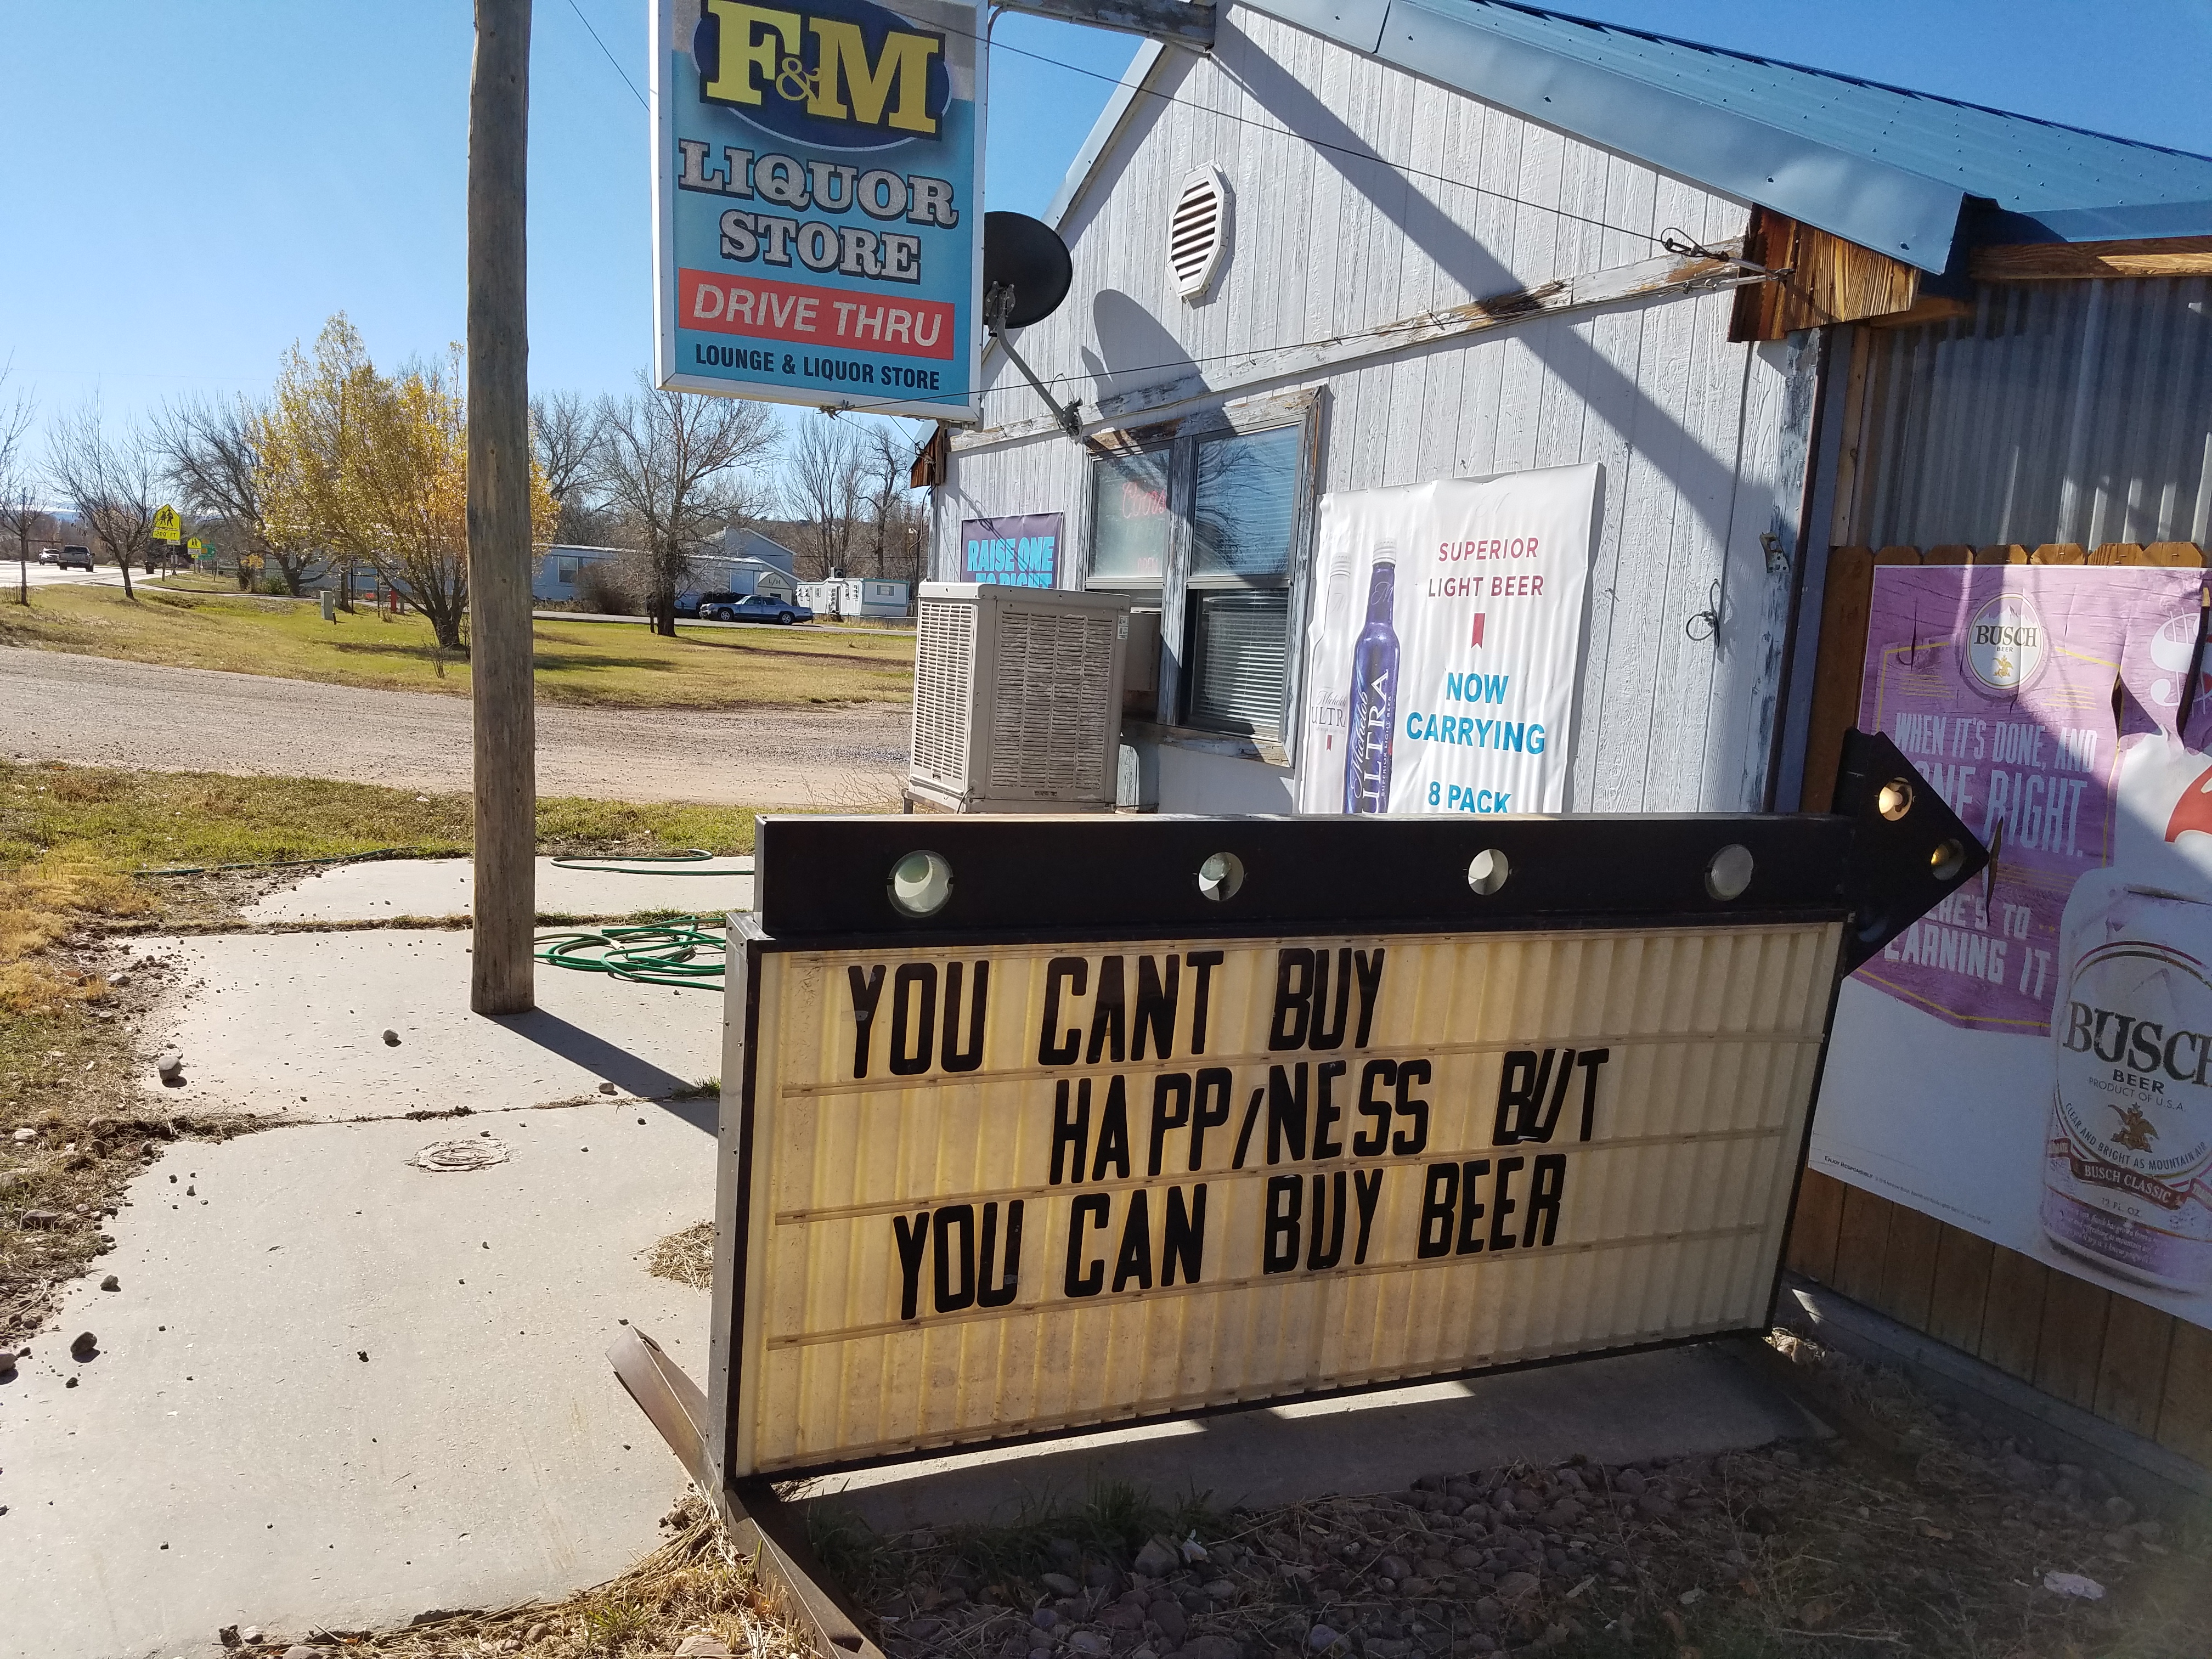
(651, 0, 989, 421)
(706, 732, 1983, 1483)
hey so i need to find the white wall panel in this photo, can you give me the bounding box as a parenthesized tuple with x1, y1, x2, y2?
(940, 5, 1810, 812)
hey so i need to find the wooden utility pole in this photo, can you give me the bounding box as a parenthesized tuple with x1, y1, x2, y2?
(468, 0, 535, 1014)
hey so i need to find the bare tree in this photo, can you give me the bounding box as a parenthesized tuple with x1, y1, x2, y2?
(783, 416, 867, 580)
(151, 393, 330, 595)
(531, 390, 607, 545)
(860, 422, 928, 584)
(46, 399, 158, 600)
(593, 375, 777, 636)
(0, 371, 39, 603)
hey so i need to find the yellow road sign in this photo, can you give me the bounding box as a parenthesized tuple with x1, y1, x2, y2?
(152, 505, 182, 542)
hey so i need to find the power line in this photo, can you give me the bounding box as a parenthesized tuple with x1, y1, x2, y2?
(967, 22, 1671, 249)
(567, 0, 648, 111)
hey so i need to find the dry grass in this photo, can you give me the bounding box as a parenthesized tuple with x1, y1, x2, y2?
(0, 758, 767, 1331)
(647, 1221, 715, 1290)
(0, 581, 913, 709)
(224, 1495, 812, 1657)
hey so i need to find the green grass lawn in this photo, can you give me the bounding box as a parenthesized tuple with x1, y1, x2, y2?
(0, 582, 913, 709)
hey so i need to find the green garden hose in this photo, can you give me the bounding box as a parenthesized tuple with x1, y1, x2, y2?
(549, 849, 753, 876)
(533, 916, 727, 991)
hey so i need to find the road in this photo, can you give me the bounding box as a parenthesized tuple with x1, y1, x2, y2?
(1, 647, 910, 806)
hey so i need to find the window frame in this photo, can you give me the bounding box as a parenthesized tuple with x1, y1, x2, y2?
(1077, 388, 1323, 764)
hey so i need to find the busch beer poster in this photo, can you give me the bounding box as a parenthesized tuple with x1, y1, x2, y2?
(1294, 466, 1600, 817)
(653, 0, 985, 420)
(1813, 565, 2212, 1327)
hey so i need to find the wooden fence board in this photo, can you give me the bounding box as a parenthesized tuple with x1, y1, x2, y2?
(2033, 1272, 2114, 1410)
(1922, 544, 1974, 565)
(1786, 1168, 1846, 1283)
(2155, 1322, 2212, 1467)
(2140, 541, 2206, 567)
(1832, 1184, 1895, 1305)
(1876, 1205, 1944, 1329)
(1926, 1224, 1994, 1352)
(2030, 543, 2087, 564)
(1974, 544, 2030, 565)
(1797, 546, 1877, 810)
(2093, 1300, 2177, 1438)
(1978, 1246, 2050, 1382)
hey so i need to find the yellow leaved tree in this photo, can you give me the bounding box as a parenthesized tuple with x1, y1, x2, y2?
(260, 314, 555, 652)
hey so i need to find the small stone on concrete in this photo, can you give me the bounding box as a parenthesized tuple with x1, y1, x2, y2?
(219, 1626, 240, 1648)
(71, 1331, 98, 1358)
(382, 1030, 401, 1046)
(242, 1630, 262, 1645)
(100, 1274, 119, 1291)
(157, 1051, 185, 1081)
(0, 1349, 16, 1374)
(599, 1080, 618, 1094)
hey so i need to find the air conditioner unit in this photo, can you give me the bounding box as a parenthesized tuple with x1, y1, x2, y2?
(909, 582, 1131, 812)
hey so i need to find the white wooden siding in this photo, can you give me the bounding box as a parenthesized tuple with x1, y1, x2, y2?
(937, 5, 1814, 814)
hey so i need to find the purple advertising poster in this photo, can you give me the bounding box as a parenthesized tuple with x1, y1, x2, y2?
(960, 513, 1063, 588)
(1813, 564, 2212, 1325)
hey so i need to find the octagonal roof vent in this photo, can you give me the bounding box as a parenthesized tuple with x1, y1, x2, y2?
(1169, 165, 1229, 301)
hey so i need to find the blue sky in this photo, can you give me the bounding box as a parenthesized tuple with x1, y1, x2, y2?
(3, 0, 2208, 452)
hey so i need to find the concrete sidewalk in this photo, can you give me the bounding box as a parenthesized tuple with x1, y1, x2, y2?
(129, 928, 726, 1120)
(0, 1103, 715, 1659)
(809, 1343, 1817, 1536)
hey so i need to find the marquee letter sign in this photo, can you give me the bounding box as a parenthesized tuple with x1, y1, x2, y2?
(705, 733, 1983, 1479)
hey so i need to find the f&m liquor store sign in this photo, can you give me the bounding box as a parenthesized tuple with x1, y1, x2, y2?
(707, 739, 1981, 1479)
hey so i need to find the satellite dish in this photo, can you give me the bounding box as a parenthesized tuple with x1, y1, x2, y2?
(983, 212, 1073, 330)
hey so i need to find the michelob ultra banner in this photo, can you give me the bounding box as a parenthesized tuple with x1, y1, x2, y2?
(1294, 466, 1599, 817)
(1814, 564, 2212, 1326)
(652, 0, 984, 419)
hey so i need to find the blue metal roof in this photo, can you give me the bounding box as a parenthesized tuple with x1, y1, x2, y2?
(1249, 0, 2212, 269)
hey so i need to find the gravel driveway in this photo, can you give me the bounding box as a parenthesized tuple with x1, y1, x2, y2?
(2, 647, 910, 805)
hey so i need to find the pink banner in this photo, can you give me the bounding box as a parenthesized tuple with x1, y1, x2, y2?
(1853, 565, 2211, 1034)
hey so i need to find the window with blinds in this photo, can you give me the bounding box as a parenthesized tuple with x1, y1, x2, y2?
(1185, 425, 1301, 740)
(1188, 590, 1291, 736)
(1082, 406, 1312, 748)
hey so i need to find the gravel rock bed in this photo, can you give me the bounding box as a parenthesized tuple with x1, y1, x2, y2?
(832, 1338, 2209, 1659)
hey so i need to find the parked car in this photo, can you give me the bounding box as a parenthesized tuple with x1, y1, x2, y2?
(697, 591, 812, 624)
(40, 544, 94, 570)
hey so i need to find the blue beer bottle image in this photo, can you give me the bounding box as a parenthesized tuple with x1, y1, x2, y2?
(1344, 549, 1399, 814)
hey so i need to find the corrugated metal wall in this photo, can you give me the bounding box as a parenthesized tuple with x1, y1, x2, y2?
(1842, 278, 2212, 550)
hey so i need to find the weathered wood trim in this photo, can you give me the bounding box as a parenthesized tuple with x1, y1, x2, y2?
(1728, 207, 1921, 342)
(1860, 295, 1975, 330)
(1971, 235, 2212, 283)
(954, 241, 1767, 452)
